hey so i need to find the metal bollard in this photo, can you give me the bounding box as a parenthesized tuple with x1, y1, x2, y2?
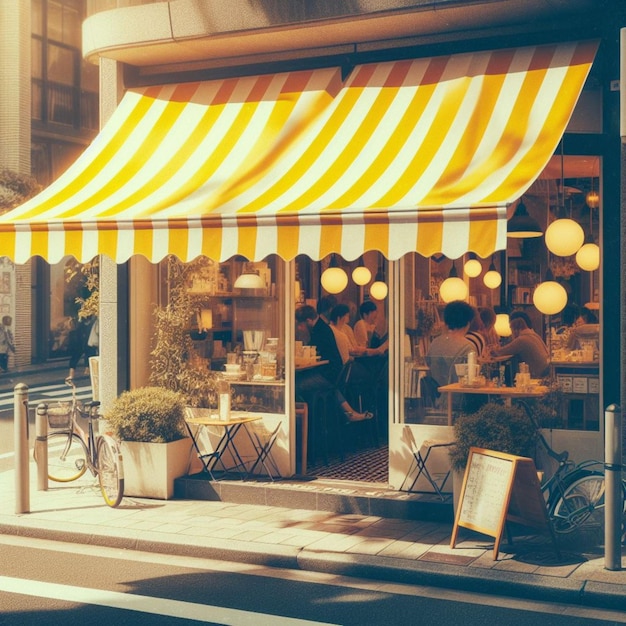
(604, 404, 623, 571)
(13, 383, 29, 514)
(35, 404, 48, 492)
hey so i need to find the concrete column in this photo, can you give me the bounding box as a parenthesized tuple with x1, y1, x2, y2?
(0, 1, 31, 172)
(98, 58, 128, 409)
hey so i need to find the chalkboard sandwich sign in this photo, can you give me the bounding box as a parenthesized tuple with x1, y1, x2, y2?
(450, 447, 559, 560)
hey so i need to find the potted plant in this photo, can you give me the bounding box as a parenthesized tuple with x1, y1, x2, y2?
(105, 386, 191, 499)
(449, 402, 538, 510)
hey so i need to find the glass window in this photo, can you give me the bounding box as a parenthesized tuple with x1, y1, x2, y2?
(48, 43, 75, 85)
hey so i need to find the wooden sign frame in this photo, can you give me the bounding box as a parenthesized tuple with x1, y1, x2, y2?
(450, 447, 558, 560)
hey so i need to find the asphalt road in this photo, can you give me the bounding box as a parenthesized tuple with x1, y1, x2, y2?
(0, 535, 624, 625)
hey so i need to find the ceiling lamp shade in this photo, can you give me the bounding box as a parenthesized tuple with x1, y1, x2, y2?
(463, 253, 482, 278)
(483, 257, 502, 289)
(575, 242, 600, 271)
(320, 254, 348, 294)
(439, 262, 468, 303)
(369, 256, 388, 300)
(545, 218, 585, 257)
(494, 313, 512, 337)
(507, 200, 543, 238)
(234, 263, 265, 289)
(352, 257, 372, 286)
(533, 280, 568, 315)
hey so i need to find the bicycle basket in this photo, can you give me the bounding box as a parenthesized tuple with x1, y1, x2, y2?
(47, 403, 72, 429)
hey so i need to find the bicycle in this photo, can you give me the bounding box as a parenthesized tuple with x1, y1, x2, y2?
(41, 377, 124, 508)
(522, 400, 626, 534)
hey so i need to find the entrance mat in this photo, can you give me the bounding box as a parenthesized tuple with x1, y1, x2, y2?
(308, 446, 388, 483)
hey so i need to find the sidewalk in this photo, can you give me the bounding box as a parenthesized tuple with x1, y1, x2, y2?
(1, 465, 625, 612)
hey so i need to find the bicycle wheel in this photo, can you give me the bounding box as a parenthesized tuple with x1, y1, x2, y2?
(550, 471, 605, 534)
(46, 432, 88, 482)
(96, 435, 124, 508)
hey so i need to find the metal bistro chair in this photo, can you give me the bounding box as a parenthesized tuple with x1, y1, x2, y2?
(400, 425, 454, 500)
(247, 418, 283, 480)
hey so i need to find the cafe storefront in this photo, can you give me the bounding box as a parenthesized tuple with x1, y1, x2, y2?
(1, 2, 620, 495)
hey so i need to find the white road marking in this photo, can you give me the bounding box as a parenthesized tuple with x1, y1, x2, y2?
(0, 575, 337, 626)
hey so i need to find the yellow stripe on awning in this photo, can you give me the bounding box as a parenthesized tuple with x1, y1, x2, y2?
(0, 41, 597, 264)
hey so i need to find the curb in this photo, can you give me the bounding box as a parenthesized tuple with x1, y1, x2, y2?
(2, 518, 625, 611)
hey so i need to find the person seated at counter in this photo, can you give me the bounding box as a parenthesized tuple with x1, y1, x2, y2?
(479, 307, 500, 351)
(492, 315, 550, 378)
(566, 306, 599, 352)
(295, 305, 372, 422)
(426, 300, 475, 387)
(353, 300, 389, 354)
(465, 307, 487, 357)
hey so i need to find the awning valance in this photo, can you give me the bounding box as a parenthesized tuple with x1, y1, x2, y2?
(1, 40, 597, 264)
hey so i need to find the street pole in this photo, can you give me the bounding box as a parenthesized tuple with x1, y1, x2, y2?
(13, 383, 29, 514)
(604, 404, 623, 570)
(35, 404, 48, 491)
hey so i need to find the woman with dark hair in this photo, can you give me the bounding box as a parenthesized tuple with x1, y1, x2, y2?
(426, 300, 475, 386)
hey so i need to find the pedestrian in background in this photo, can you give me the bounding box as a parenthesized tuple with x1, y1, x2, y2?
(0, 315, 16, 373)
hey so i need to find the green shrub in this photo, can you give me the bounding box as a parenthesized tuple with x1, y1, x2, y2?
(105, 387, 187, 443)
(449, 402, 538, 471)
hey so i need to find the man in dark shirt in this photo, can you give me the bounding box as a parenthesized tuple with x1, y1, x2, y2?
(296, 305, 342, 383)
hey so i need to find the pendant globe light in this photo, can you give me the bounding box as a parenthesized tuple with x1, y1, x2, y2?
(576, 170, 600, 271)
(494, 313, 512, 337)
(545, 144, 584, 257)
(351, 256, 372, 286)
(463, 253, 482, 278)
(483, 256, 502, 289)
(576, 242, 600, 271)
(320, 254, 348, 294)
(439, 261, 468, 303)
(369, 256, 388, 300)
(532, 266, 567, 315)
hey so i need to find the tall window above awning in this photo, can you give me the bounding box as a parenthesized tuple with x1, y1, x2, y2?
(1, 40, 597, 264)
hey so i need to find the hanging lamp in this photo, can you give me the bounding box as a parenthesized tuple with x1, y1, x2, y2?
(351, 256, 372, 286)
(483, 256, 502, 289)
(369, 256, 388, 300)
(234, 262, 265, 289)
(545, 142, 584, 257)
(532, 266, 567, 315)
(494, 313, 512, 337)
(439, 261, 468, 302)
(320, 254, 348, 294)
(463, 253, 482, 278)
(507, 197, 543, 238)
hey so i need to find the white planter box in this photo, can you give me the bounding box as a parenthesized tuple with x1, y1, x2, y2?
(121, 437, 193, 500)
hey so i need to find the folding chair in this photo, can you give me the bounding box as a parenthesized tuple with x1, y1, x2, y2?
(400, 426, 454, 500)
(247, 419, 283, 480)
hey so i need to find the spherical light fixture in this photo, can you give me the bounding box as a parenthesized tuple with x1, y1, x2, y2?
(575, 242, 600, 271)
(234, 263, 265, 289)
(370, 280, 388, 300)
(494, 313, 512, 337)
(483, 257, 502, 289)
(463, 253, 482, 278)
(439, 262, 467, 303)
(544, 218, 585, 257)
(352, 257, 372, 286)
(320, 254, 348, 294)
(533, 280, 568, 315)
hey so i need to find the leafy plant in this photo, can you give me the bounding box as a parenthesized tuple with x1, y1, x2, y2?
(65, 257, 99, 320)
(149, 256, 217, 407)
(105, 386, 187, 443)
(0, 169, 41, 213)
(449, 402, 538, 471)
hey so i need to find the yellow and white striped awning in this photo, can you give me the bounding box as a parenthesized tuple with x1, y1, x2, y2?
(0, 41, 597, 264)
